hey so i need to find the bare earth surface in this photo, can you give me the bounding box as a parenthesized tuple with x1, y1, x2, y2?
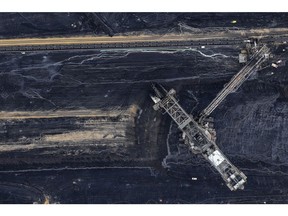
(1, 13, 288, 203)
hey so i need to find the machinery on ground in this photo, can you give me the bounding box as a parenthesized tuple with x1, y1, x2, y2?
(150, 44, 270, 191)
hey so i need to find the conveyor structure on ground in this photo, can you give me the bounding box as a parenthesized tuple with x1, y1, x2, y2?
(200, 45, 270, 121)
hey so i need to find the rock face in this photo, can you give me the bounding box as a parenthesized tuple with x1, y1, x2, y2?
(215, 79, 288, 164)
(210, 48, 288, 164)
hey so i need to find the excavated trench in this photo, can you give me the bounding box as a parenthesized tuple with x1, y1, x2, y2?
(1, 13, 288, 203)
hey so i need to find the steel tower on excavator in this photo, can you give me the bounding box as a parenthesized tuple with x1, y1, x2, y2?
(150, 44, 270, 191)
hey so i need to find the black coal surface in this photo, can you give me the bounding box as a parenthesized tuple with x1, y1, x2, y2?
(1, 13, 288, 204)
(1, 13, 288, 38)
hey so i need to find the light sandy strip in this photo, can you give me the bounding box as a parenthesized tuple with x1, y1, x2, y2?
(0, 110, 124, 119)
(1, 28, 288, 47)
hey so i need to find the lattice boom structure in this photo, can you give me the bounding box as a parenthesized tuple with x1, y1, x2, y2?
(151, 84, 247, 191)
(200, 45, 270, 120)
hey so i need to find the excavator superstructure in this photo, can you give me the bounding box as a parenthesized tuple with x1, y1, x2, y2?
(150, 44, 270, 191)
